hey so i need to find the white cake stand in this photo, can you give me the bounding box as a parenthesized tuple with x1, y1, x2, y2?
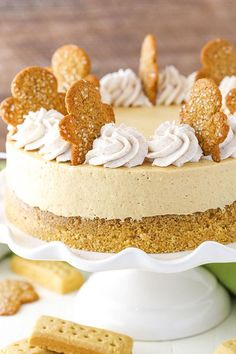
(0, 170, 235, 341)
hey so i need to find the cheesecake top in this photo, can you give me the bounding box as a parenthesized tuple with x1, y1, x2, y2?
(1, 36, 236, 169)
(115, 106, 180, 137)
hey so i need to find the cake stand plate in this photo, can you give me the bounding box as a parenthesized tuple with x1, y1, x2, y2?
(0, 170, 233, 340)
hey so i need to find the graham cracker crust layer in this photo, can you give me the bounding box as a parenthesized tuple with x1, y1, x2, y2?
(5, 190, 236, 254)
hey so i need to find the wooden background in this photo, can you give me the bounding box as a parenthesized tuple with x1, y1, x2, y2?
(0, 0, 235, 151)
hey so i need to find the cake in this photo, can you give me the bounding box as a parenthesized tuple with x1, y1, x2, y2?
(2, 36, 236, 254)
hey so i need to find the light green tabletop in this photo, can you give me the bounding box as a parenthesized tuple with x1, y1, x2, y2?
(206, 263, 236, 295)
(0, 161, 5, 171)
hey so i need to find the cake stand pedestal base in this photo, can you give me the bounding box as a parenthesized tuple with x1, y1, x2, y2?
(75, 267, 231, 341)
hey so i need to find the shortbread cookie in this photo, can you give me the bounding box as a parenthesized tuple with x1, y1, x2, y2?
(52, 44, 91, 92)
(214, 339, 236, 353)
(0, 339, 54, 354)
(139, 34, 158, 105)
(180, 78, 229, 162)
(0, 279, 39, 316)
(59, 80, 115, 165)
(11, 256, 84, 294)
(197, 38, 236, 84)
(29, 316, 133, 354)
(0, 67, 67, 127)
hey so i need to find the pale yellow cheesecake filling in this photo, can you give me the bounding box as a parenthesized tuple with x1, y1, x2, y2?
(115, 106, 180, 137)
(6, 140, 236, 220)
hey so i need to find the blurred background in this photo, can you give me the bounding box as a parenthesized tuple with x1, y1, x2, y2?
(0, 0, 235, 150)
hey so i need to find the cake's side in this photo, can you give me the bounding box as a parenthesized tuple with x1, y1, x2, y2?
(5, 188, 236, 253)
(6, 140, 236, 219)
(5, 139, 236, 253)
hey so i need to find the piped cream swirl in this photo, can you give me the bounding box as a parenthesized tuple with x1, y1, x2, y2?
(147, 121, 202, 167)
(220, 129, 236, 159)
(157, 66, 195, 105)
(221, 114, 236, 159)
(11, 108, 71, 162)
(86, 123, 148, 168)
(230, 114, 236, 132)
(100, 69, 151, 107)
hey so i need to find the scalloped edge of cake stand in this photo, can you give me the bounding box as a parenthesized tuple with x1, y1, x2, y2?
(2, 208, 236, 274)
(2, 167, 236, 271)
(1, 221, 236, 273)
(2, 169, 236, 273)
(0, 170, 233, 340)
(0, 222, 231, 340)
(0, 210, 236, 274)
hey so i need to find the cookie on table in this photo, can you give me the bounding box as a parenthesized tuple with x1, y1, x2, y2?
(214, 339, 236, 353)
(0, 279, 39, 316)
(29, 316, 133, 354)
(0, 339, 54, 354)
(11, 256, 84, 294)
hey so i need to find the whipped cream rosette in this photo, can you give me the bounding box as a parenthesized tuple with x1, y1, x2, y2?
(147, 121, 202, 167)
(223, 114, 236, 158)
(38, 121, 71, 162)
(100, 69, 151, 107)
(86, 123, 148, 168)
(229, 114, 236, 132)
(184, 71, 197, 102)
(157, 66, 195, 105)
(11, 108, 71, 162)
(100, 66, 195, 107)
(220, 124, 236, 159)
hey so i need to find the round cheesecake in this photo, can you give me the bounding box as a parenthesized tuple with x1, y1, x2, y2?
(5, 105, 236, 253)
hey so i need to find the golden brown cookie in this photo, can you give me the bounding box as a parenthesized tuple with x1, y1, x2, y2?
(214, 339, 236, 354)
(29, 316, 133, 354)
(55, 92, 67, 116)
(180, 78, 229, 162)
(11, 256, 84, 294)
(195, 68, 210, 81)
(84, 74, 100, 88)
(101, 103, 115, 124)
(45, 67, 52, 73)
(198, 38, 236, 84)
(59, 80, 115, 165)
(139, 34, 159, 105)
(0, 279, 39, 316)
(52, 44, 91, 92)
(0, 67, 67, 127)
(0, 339, 54, 353)
(0, 97, 26, 127)
(226, 88, 236, 114)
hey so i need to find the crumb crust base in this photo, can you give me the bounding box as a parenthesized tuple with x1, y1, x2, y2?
(5, 190, 236, 254)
